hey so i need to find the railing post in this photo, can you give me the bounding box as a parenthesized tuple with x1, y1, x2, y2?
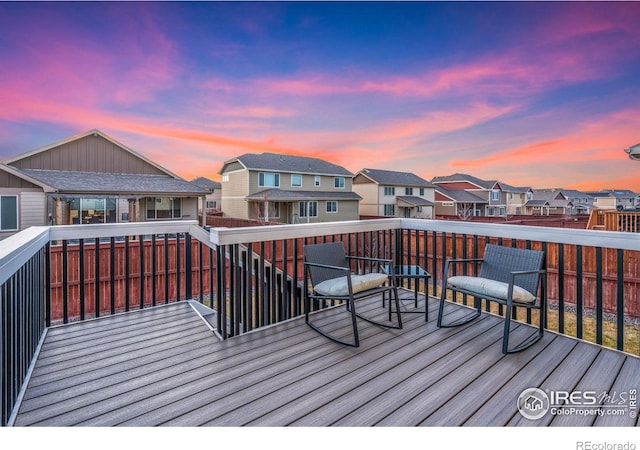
(185, 233, 192, 301)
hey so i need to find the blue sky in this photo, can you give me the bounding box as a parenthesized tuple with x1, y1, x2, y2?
(1, 1, 639, 190)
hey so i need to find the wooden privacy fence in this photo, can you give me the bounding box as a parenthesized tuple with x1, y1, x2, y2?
(399, 231, 640, 318)
(48, 237, 215, 323)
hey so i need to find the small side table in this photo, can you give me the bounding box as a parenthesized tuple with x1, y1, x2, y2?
(382, 265, 431, 321)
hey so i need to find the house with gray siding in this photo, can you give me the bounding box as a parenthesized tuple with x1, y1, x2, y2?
(219, 153, 361, 224)
(431, 173, 507, 218)
(353, 168, 435, 218)
(0, 129, 207, 239)
(191, 176, 222, 215)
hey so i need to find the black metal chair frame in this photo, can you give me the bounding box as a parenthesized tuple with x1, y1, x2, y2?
(436, 244, 547, 354)
(303, 242, 402, 347)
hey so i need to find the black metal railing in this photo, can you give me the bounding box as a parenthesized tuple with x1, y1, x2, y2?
(1, 246, 46, 427)
(2, 218, 639, 426)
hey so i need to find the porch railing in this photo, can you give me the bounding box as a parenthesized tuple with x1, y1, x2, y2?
(2, 217, 640, 425)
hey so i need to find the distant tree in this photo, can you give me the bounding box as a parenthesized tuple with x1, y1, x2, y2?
(457, 203, 474, 221)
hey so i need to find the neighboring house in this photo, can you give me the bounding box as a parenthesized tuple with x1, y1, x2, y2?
(0, 129, 207, 239)
(431, 173, 508, 218)
(586, 189, 640, 211)
(191, 176, 222, 215)
(352, 168, 435, 219)
(525, 190, 574, 215)
(532, 188, 594, 214)
(500, 183, 533, 216)
(433, 185, 487, 219)
(218, 152, 361, 224)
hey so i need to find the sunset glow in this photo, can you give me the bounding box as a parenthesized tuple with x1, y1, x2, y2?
(1, 2, 639, 190)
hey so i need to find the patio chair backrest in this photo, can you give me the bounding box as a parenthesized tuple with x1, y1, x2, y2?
(479, 244, 545, 296)
(304, 242, 350, 285)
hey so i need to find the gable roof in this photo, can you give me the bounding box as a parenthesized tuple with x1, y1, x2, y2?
(191, 176, 222, 190)
(4, 129, 180, 179)
(431, 173, 500, 190)
(356, 168, 433, 187)
(220, 153, 353, 177)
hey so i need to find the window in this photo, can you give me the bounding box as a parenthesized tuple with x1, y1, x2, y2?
(405, 187, 413, 195)
(146, 197, 182, 220)
(334, 177, 345, 189)
(419, 188, 425, 196)
(299, 201, 318, 217)
(442, 201, 454, 207)
(499, 207, 506, 216)
(0, 195, 18, 231)
(258, 202, 280, 219)
(314, 176, 321, 187)
(326, 201, 338, 213)
(291, 174, 302, 187)
(205, 200, 217, 209)
(259, 172, 280, 187)
(491, 190, 500, 201)
(384, 186, 395, 196)
(222, 174, 229, 182)
(384, 204, 395, 216)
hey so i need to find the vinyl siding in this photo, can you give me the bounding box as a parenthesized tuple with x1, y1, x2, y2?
(10, 134, 166, 175)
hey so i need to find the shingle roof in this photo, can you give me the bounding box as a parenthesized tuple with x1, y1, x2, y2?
(190, 176, 221, 190)
(19, 169, 207, 196)
(223, 153, 353, 177)
(357, 168, 433, 187)
(245, 188, 361, 202)
(396, 196, 434, 207)
(431, 173, 497, 190)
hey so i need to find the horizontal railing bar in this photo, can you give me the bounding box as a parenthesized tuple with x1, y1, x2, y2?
(0, 226, 50, 286)
(48, 220, 200, 241)
(210, 218, 403, 246)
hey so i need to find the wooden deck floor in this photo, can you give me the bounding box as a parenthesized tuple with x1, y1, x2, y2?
(13, 291, 640, 427)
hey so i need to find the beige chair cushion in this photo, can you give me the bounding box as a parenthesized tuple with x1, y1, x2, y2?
(447, 275, 536, 303)
(314, 273, 389, 297)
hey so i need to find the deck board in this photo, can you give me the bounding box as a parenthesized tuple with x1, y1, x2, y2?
(13, 292, 640, 427)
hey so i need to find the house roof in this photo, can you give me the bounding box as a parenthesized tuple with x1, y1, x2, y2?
(431, 173, 498, 190)
(435, 186, 487, 203)
(535, 188, 594, 199)
(356, 168, 433, 187)
(500, 182, 532, 193)
(18, 169, 207, 196)
(190, 176, 222, 190)
(220, 153, 353, 177)
(4, 129, 179, 179)
(396, 196, 434, 207)
(245, 188, 361, 202)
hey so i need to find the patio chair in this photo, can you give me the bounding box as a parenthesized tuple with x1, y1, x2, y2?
(436, 244, 546, 354)
(303, 241, 402, 347)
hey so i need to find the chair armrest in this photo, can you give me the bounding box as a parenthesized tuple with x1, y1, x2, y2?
(303, 261, 351, 273)
(346, 255, 393, 264)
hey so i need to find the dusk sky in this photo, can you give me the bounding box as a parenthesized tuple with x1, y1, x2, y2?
(1, 1, 639, 191)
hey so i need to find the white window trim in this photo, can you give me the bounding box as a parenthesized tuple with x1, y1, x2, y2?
(291, 174, 302, 187)
(334, 177, 345, 189)
(0, 195, 19, 231)
(326, 201, 338, 213)
(259, 172, 280, 187)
